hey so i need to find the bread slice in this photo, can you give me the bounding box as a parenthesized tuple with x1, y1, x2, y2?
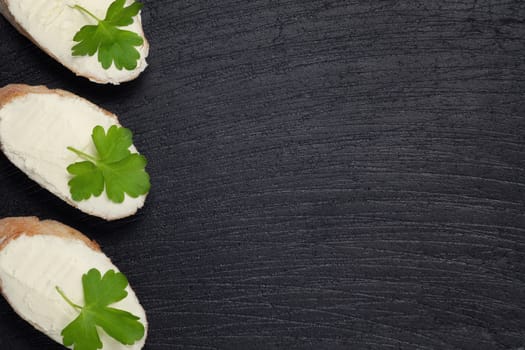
(0, 84, 148, 220)
(0, 216, 148, 349)
(0, 0, 148, 84)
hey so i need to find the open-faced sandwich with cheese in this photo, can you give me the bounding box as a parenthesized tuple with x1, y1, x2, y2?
(0, 0, 148, 84)
(0, 216, 148, 349)
(0, 84, 150, 220)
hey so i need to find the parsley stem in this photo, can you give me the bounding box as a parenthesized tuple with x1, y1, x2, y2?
(55, 286, 83, 311)
(67, 147, 98, 163)
(70, 4, 102, 22)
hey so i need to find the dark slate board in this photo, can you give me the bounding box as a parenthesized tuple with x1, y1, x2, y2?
(0, 0, 524, 349)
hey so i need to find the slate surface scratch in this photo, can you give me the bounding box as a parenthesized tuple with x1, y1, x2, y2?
(0, 0, 524, 349)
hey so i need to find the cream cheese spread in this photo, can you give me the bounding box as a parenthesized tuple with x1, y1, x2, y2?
(0, 92, 147, 220)
(6, 0, 148, 84)
(0, 234, 147, 349)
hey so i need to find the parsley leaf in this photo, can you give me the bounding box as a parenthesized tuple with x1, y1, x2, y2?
(56, 269, 145, 350)
(67, 125, 150, 203)
(71, 0, 144, 70)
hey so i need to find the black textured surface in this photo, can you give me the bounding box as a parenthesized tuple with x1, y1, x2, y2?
(1, 1, 525, 349)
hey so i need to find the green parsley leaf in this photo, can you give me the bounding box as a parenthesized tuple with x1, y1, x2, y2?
(56, 269, 145, 350)
(71, 0, 144, 70)
(67, 125, 150, 203)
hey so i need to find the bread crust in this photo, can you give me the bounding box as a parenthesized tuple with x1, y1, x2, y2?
(0, 84, 118, 120)
(0, 0, 149, 84)
(0, 216, 100, 253)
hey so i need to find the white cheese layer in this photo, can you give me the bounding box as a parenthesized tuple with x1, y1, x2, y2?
(5, 0, 148, 84)
(0, 234, 147, 349)
(0, 92, 147, 220)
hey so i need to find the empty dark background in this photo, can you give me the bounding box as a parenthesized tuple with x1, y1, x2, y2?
(0, 0, 524, 349)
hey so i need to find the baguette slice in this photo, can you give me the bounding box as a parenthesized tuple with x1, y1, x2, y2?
(0, 84, 148, 220)
(0, 0, 148, 84)
(0, 216, 148, 349)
